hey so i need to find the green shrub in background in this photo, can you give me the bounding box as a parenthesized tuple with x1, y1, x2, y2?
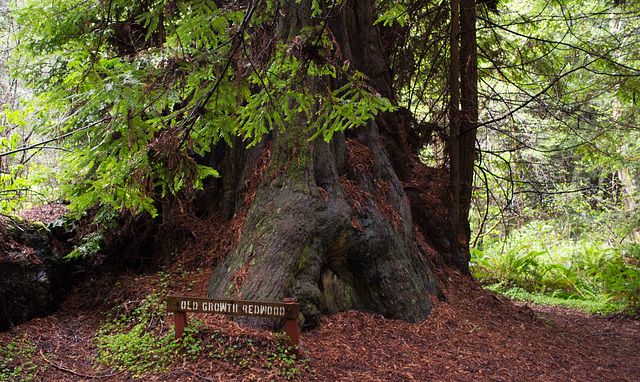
(471, 221, 640, 315)
(471, 244, 553, 291)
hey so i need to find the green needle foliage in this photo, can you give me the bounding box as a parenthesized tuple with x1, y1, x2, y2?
(10, 0, 392, 220)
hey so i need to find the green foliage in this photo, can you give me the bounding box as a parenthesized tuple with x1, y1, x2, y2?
(97, 322, 185, 376)
(65, 204, 119, 259)
(9, 0, 392, 222)
(471, 0, 640, 314)
(486, 284, 619, 315)
(66, 231, 103, 260)
(375, 4, 408, 27)
(0, 104, 60, 213)
(0, 162, 29, 212)
(96, 272, 202, 376)
(472, 221, 640, 315)
(472, 0, 640, 246)
(472, 245, 552, 291)
(0, 334, 42, 382)
(269, 333, 312, 380)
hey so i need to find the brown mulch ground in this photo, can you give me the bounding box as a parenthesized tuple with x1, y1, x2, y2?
(1, 268, 638, 382)
(17, 203, 69, 225)
(4, 204, 639, 381)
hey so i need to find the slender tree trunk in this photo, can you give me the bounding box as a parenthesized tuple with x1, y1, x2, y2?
(449, 0, 462, 254)
(459, 0, 477, 233)
(449, 0, 476, 271)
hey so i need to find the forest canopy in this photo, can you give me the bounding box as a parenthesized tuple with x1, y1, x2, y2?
(2, 0, 639, 227)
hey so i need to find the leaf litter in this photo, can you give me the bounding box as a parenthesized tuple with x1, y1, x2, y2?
(1, 266, 638, 381)
(3, 155, 639, 381)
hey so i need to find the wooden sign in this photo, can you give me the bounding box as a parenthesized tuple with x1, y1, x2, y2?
(166, 295, 301, 359)
(166, 296, 299, 319)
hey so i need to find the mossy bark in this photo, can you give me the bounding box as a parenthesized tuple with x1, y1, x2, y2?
(207, 0, 450, 329)
(208, 124, 442, 329)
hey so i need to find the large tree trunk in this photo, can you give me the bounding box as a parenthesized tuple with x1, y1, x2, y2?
(207, 0, 450, 329)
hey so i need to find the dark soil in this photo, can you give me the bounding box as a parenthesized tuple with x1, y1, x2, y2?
(1, 267, 638, 382)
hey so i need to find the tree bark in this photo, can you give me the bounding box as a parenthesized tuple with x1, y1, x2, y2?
(207, 0, 445, 329)
(448, 0, 476, 271)
(449, 0, 462, 262)
(459, 0, 478, 252)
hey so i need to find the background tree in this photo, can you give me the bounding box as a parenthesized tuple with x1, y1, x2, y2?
(469, 0, 640, 246)
(449, 0, 477, 267)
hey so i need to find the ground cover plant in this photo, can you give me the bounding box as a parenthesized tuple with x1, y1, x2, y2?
(471, 220, 640, 316)
(0, 333, 42, 382)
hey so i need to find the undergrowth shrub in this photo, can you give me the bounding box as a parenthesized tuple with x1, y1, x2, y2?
(472, 221, 640, 315)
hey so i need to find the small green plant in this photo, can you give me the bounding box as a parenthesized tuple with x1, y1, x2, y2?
(95, 275, 204, 377)
(97, 323, 180, 376)
(269, 333, 314, 380)
(0, 334, 42, 382)
(65, 205, 120, 260)
(202, 331, 315, 380)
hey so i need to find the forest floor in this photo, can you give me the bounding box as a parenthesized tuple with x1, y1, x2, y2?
(3, 205, 640, 381)
(1, 266, 639, 382)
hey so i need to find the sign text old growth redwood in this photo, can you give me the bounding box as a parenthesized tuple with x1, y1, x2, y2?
(166, 295, 301, 358)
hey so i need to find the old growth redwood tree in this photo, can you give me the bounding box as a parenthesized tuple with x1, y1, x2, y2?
(203, 0, 470, 328)
(16, 0, 474, 329)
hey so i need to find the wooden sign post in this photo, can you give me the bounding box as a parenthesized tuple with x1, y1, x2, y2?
(166, 295, 301, 359)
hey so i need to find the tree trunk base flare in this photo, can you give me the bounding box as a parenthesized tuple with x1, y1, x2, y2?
(208, 120, 445, 329)
(205, 0, 467, 330)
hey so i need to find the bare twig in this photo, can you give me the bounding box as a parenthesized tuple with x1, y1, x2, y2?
(0, 117, 111, 159)
(39, 349, 125, 379)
